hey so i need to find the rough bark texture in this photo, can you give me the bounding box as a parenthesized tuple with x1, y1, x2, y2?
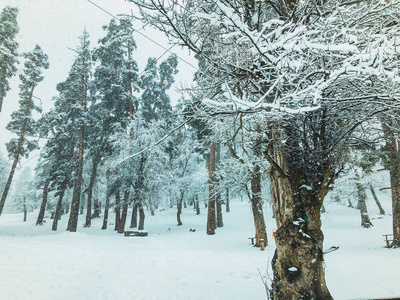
(356, 182, 373, 228)
(195, 195, 200, 215)
(268, 126, 332, 299)
(52, 189, 65, 231)
(207, 143, 216, 235)
(369, 183, 385, 215)
(216, 193, 223, 228)
(382, 122, 400, 246)
(36, 178, 51, 225)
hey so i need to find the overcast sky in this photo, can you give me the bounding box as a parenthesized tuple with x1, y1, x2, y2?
(0, 0, 195, 171)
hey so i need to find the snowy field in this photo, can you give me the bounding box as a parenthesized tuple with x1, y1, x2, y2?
(1, 197, 399, 300)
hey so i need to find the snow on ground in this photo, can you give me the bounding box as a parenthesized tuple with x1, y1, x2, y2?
(0, 195, 399, 300)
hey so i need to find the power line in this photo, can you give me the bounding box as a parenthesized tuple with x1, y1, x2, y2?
(86, 0, 199, 71)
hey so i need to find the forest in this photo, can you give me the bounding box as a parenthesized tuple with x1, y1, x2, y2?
(1, 1, 400, 299)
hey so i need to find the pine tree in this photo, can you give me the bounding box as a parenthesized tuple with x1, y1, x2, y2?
(64, 30, 92, 232)
(0, 6, 19, 112)
(0, 45, 48, 217)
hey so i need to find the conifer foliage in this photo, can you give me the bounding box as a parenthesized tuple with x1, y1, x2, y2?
(0, 45, 48, 217)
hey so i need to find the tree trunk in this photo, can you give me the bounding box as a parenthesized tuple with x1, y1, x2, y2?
(207, 143, 216, 235)
(268, 128, 332, 299)
(250, 166, 267, 247)
(0, 85, 35, 217)
(85, 156, 100, 227)
(101, 187, 111, 230)
(382, 122, 400, 246)
(52, 189, 65, 231)
(226, 188, 230, 213)
(177, 192, 183, 226)
(114, 190, 121, 231)
(356, 182, 373, 228)
(23, 198, 27, 222)
(92, 198, 101, 219)
(369, 182, 385, 215)
(130, 202, 138, 228)
(216, 192, 223, 228)
(67, 125, 85, 232)
(195, 195, 200, 215)
(36, 178, 51, 225)
(138, 203, 145, 230)
(117, 190, 129, 234)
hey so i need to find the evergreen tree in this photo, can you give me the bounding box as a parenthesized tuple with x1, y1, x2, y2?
(0, 45, 48, 217)
(0, 6, 19, 112)
(140, 54, 178, 122)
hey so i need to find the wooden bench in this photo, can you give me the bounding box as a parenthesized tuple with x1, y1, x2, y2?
(124, 231, 148, 237)
(248, 237, 266, 251)
(383, 234, 393, 247)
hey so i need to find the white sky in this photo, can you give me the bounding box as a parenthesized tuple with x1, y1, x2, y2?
(0, 0, 196, 171)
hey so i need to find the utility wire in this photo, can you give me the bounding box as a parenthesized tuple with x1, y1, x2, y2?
(86, 0, 199, 71)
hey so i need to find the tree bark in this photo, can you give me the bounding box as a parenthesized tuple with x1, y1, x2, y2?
(52, 189, 65, 231)
(138, 203, 145, 230)
(369, 182, 385, 215)
(114, 189, 121, 231)
(216, 192, 223, 228)
(23, 197, 27, 222)
(207, 143, 216, 235)
(268, 127, 332, 299)
(356, 182, 373, 228)
(67, 125, 85, 232)
(36, 178, 51, 225)
(101, 187, 111, 230)
(382, 122, 400, 246)
(177, 191, 183, 226)
(226, 188, 230, 213)
(85, 157, 100, 227)
(130, 202, 138, 228)
(195, 195, 200, 215)
(117, 190, 129, 234)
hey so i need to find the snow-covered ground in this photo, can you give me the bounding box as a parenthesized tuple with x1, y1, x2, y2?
(0, 195, 399, 300)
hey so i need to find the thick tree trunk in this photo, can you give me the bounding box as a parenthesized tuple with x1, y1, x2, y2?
(85, 158, 99, 227)
(36, 178, 51, 225)
(207, 143, 216, 235)
(117, 190, 129, 234)
(130, 202, 138, 228)
(356, 182, 373, 228)
(369, 182, 385, 215)
(101, 187, 111, 230)
(0, 86, 35, 217)
(382, 123, 400, 246)
(268, 128, 332, 299)
(138, 203, 145, 230)
(52, 189, 65, 231)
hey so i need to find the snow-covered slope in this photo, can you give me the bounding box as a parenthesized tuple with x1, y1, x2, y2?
(0, 196, 399, 300)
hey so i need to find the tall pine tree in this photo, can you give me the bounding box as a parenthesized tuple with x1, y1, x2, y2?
(0, 45, 48, 216)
